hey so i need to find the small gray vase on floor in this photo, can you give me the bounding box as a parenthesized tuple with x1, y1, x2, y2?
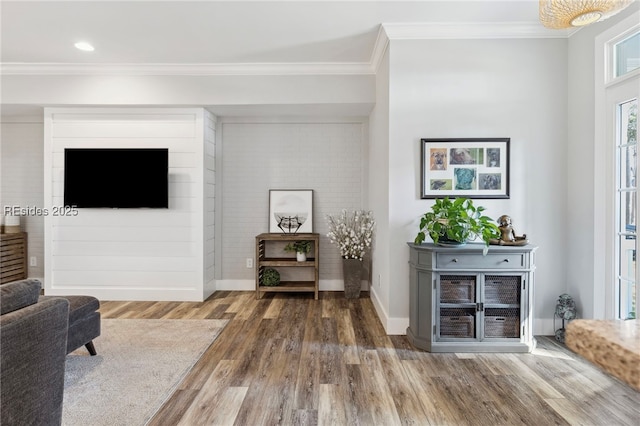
(342, 258, 363, 299)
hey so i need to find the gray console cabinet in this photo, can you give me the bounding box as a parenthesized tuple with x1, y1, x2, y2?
(407, 243, 537, 353)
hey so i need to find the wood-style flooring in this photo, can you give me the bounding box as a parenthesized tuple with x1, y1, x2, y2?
(99, 291, 640, 426)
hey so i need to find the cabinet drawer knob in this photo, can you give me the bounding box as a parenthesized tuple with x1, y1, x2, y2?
(452, 258, 458, 263)
(503, 258, 510, 263)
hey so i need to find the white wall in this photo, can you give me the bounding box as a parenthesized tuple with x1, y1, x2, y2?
(4, 12, 632, 330)
(217, 118, 368, 291)
(1, 74, 375, 110)
(376, 38, 568, 334)
(44, 107, 213, 301)
(0, 117, 45, 278)
(567, 3, 640, 319)
(368, 46, 393, 328)
(203, 110, 217, 296)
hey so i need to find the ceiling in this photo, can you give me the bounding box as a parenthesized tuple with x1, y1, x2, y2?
(1, 0, 543, 66)
(0, 1, 566, 118)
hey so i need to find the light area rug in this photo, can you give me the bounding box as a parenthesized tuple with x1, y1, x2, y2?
(62, 319, 228, 426)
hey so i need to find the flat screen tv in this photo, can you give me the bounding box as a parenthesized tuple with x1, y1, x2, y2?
(64, 148, 169, 208)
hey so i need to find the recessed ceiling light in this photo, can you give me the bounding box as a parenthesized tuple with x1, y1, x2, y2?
(74, 42, 94, 52)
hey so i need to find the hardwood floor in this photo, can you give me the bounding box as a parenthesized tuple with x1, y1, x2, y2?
(99, 292, 640, 426)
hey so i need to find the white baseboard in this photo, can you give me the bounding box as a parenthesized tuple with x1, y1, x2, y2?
(369, 287, 409, 335)
(215, 279, 255, 291)
(386, 316, 410, 335)
(44, 286, 205, 302)
(214, 279, 369, 292)
(535, 317, 556, 336)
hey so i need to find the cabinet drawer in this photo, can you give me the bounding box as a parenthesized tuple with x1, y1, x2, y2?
(437, 253, 525, 269)
(440, 308, 476, 338)
(485, 308, 520, 338)
(440, 276, 476, 303)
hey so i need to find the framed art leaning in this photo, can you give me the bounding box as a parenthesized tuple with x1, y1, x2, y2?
(269, 189, 313, 234)
(420, 138, 510, 199)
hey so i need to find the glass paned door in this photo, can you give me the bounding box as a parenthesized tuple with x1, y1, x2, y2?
(614, 32, 640, 78)
(616, 98, 638, 319)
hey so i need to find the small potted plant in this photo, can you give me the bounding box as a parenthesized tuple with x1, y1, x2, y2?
(262, 268, 280, 287)
(414, 197, 499, 248)
(284, 240, 312, 262)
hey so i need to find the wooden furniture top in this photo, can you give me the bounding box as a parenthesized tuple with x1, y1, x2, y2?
(255, 233, 319, 241)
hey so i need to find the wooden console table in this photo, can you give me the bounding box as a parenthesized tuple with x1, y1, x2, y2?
(255, 233, 319, 299)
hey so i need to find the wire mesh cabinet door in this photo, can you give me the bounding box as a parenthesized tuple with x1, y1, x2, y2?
(436, 273, 527, 342)
(482, 274, 526, 341)
(437, 274, 479, 340)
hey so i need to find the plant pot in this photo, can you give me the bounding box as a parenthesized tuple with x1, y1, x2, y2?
(342, 258, 363, 299)
(436, 234, 467, 247)
(296, 252, 307, 262)
(434, 221, 468, 247)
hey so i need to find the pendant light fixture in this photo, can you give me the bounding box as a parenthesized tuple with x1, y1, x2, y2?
(539, 0, 634, 29)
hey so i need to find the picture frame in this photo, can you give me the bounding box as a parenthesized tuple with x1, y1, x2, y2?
(269, 189, 314, 234)
(420, 138, 510, 199)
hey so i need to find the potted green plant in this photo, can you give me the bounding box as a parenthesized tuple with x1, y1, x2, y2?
(284, 240, 312, 261)
(414, 197, 499, 248)
(262, 268, 280, 287)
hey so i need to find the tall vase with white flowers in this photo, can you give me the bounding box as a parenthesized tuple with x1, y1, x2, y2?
(326, 209, 375, 298)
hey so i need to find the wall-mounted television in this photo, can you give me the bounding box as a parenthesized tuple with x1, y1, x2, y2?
(64, 148, 169, 208)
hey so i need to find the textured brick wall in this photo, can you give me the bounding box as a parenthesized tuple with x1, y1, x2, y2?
(221, 121, 366, 280)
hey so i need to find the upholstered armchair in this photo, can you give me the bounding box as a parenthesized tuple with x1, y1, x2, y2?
(0, 279, 69, 426)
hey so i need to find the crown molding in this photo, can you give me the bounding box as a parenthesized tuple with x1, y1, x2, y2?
(0, 62, 375, 76)
(367, 22, 575, 76)
(381, 22, 573, 40)
(2, 22, 576, 77)
(369, 25, 391, 74)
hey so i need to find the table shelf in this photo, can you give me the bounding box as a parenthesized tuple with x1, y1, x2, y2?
(255, 233, 319, 299)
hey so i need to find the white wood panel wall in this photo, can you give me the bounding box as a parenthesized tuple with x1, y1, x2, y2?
(203, 110, 216, 297)
(44, 107, 212, 301)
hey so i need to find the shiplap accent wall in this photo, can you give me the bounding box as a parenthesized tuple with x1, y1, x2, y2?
(44, 107, 215, 301)
(0, 120, 45, 278)
(203, 110, 216, 295)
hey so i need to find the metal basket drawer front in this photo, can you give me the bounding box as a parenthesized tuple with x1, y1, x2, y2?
(484, 308, 520, 338)
(439, 308, 476, 339)
(436, 253, 525, 269)
(440, 275, 476, 303)
(484, 275, 521, 305)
